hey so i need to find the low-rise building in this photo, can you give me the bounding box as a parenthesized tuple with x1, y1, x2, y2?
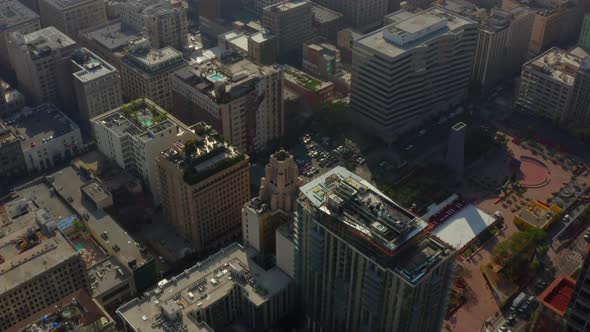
(6, 289, 116, 332)
(0, 0, 40, 70)
(120, 38, 186, 110)
(71, 48, 123, 127)
(170, 55, 284, 154)
(38, 0, 107, 40)
(0, 196, 90, 331)
(283, 65, 334, 106)
(117, 242, 294, 332)
(91, 98, 196, 204)
(302, 39, 340, 79)
(2, 103, 82, 173)
(157, 123, 250, 253)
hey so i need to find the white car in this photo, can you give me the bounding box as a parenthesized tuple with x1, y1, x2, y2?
(158, 256, 166, 264)
(405, 144, 414, 151)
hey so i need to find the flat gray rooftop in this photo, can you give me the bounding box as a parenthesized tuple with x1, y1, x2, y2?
(117, 243, 291, 332)
(0, 0, 39, 28)
(356, 7, 475, 58)
(310, 3, 343, 24)
(47, 165, 150, 268)
(82, 21, 140, 52)
(72, 48, 117, 82)
(18, 27, 76, 58)
(4, 104, 79, 153)
(88, 256, 131, 298)
(41, 0, 101, 10)
(0, 210, 78, 295)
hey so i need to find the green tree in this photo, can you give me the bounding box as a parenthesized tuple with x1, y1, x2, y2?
(492, 228, 547, 280)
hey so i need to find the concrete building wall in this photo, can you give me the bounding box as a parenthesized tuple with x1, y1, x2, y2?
(158, 154, 250, 253)
(313, 0, 389, 31)
(0, 254, 89, 331)
(38, 0, 107, 40)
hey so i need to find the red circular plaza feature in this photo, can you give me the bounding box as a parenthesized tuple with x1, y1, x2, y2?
(518, 157, 549, 187)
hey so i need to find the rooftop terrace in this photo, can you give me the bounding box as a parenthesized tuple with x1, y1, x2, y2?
(356, 7, 475, 58)
(528, 47, 587, 85)
(72, 48, 117, 82)
(117, 243, 291, 332)
(0, 0, 39, 28)
(299, 167, 452, 284)
(93, 98, 187, 140)
(283, 65, 332, 91)
(538, 275, 576, 316)
(2, 103, 79, 152)
(160, 122, 245, 185)
(173, 54, 279, 104)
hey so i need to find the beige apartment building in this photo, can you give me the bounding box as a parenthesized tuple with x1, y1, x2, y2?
(157, 123, 250, 254)
(71, 48, 122, 126)
(502, 0, 584, 57)
(242, 150, 300, 254)
(7, 27, 77, 108)
(120, 37, 186, 110)
(170, 54, 284, 154)
(516, 47, 590, 127)
(38, 0, 107, 40)
(472, 7, 534, 91)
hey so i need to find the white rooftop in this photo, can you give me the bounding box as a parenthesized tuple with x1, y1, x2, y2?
(431, 204, 497, 250)
(356, 7, 476, 58)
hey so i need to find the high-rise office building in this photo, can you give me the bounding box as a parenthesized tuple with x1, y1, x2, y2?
(578, 14, 590, 52)
(116, 0, 188, 51)
(564, 249, 590, 332)
(71, 48, 122, 126)
(516, 47, 590, 127)
(120, 37, 186, 110)
(248, 30, 277, 65)
(312, 0, 389, 31)
(157, 123, 250, 253)
(262, 0, 313, 58)
(287, 167, 455, 331)
(170, 54, 284, 154)
(0, 0, 40, 70)
(472, 7, 534, 91)
(351, 7, 477, 143)
(310, 2, 344, 42)
(91, 98, 196, 204)
(0, 206, 90, 331)
(502, 0, 584, 57)
(38, 0, 107, 40)
(242, 150, 300, 254)
(7, 27, 77, 108)
(117, 242, 294, 332)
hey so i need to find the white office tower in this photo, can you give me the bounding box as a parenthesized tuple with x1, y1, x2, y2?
(351, 7, 477, 143)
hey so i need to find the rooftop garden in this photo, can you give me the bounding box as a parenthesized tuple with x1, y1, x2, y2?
(120, 98, 168, 129)
(285, 68, 322, 91)
(182, 124, 246, 185)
